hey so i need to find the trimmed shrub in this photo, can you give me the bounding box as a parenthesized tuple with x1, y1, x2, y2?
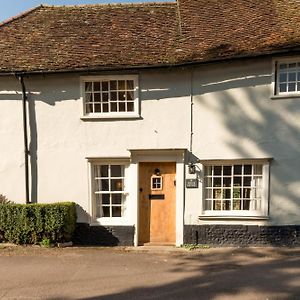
(0, 202, 77, 245)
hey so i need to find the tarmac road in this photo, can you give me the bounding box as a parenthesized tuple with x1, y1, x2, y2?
(0, 245, 299, 300)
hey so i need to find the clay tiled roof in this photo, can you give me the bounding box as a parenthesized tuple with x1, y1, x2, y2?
(1, 0, 300, 73)
(0, 3, 180, 73)
(177, 0, 300, 63)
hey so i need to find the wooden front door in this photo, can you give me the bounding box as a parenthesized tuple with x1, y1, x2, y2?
(138, 162, 176, 245)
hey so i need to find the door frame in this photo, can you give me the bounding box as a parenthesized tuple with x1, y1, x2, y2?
(130, 149, 186, 247)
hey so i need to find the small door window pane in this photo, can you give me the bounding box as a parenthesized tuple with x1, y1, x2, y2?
(151, 176, 163, 190)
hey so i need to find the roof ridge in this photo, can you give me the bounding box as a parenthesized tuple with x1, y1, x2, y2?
(0, 5, 46, 28)
(45, 2, 176, 9)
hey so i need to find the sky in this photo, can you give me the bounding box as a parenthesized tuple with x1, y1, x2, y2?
(0, 0, 173, 22)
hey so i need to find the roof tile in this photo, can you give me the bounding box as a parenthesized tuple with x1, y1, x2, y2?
(0, 1, 300, 73)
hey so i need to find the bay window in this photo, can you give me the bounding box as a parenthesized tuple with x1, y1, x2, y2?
(202, 161, 269, 217)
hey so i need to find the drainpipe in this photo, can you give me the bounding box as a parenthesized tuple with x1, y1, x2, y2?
(18, 75, 30, 204)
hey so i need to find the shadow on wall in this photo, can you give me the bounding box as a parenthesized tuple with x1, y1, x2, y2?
(28, 93, 38, 203)
(2, 60, 300, 225)
(0, 75, 81, 203)
(0, 71, 191, 204)
(192, 59, 300, 225)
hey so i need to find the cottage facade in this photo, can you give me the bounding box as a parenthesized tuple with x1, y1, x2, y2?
(1, 0, 300, 246)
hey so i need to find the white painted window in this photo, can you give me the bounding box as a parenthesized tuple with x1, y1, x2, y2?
(274, 59, 300, 96)
(203, 161, 269, 216)
(93, 164, 126, 218)
(81, 75, 139, 118)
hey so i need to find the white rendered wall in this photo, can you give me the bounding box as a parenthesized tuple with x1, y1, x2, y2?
(0, 69, 190, 223)
(1, 58, 300, 226)
(185, 58, 300, 226)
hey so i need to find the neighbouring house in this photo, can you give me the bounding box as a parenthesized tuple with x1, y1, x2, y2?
(1, 0, 300, 246)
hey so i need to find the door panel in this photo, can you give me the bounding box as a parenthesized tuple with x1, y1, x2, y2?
(138, 162, 176, 245)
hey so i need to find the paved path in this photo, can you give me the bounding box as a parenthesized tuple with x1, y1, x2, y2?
(0, 246, 299, 299)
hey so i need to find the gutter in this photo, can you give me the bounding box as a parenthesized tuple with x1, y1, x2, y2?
(17, 74, 30, 204)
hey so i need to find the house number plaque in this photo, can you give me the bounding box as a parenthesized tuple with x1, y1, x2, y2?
(186, 179, 199, 188)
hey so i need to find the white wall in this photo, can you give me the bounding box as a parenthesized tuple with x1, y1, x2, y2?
(1, 58, 300, 226)
(185, 58, 300, 226)
(0, 69, 190, 223)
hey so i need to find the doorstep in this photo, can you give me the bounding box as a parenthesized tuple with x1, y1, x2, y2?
(125, 245, 186, 253)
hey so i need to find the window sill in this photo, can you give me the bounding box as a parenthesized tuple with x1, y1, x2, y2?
(271, 94, 300, 100)
(90, 218, 127, 226)
(198, 215, 269, 220)
(81, 114, 141, 121)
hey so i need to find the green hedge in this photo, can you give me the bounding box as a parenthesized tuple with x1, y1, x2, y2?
(0, 202, 77, 244)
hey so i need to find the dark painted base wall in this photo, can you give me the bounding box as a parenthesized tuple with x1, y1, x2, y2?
(73, 223, 134, 246)
(184, 225, 300, 246)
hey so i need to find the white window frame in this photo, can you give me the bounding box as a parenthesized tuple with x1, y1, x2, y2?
(80, 75, 139, 119)
(272, 57, 300, 98)
(200, 159, 270, 218)
(89, 160, 130, 224)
